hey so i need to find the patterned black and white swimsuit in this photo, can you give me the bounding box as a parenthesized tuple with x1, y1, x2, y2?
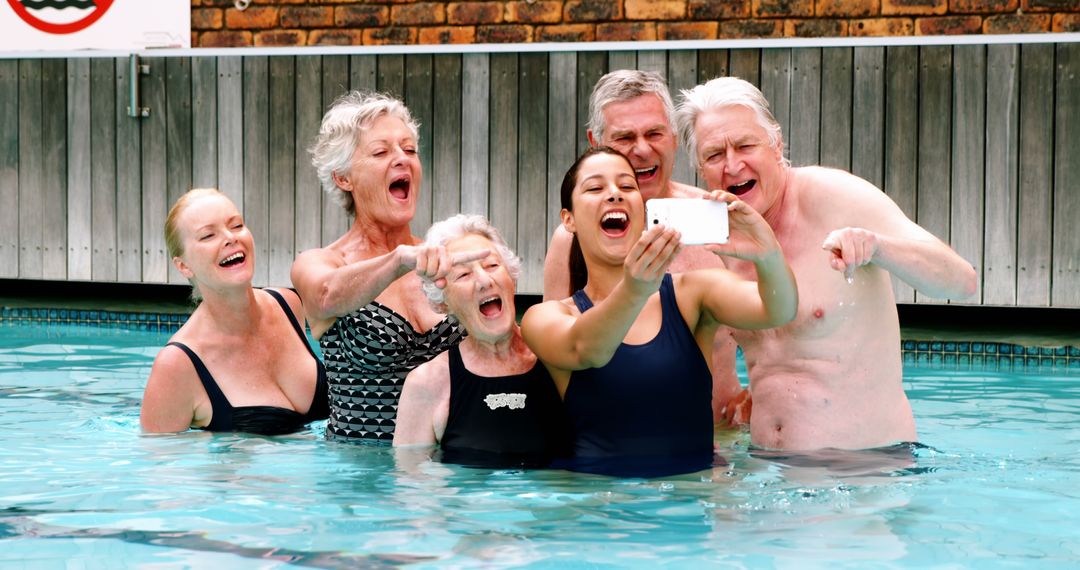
(320, 301, 464, 442)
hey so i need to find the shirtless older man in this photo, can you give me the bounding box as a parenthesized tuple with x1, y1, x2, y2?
(676, 77, 977, 450)
(542, 69, 745, 422)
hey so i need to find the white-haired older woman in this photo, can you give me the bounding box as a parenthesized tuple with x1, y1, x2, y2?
(393, 214, 569, 467)
(291, 92, 487, 443)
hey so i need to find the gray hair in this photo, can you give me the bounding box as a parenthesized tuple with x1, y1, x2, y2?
(420, 214, 521, 311)
(675, 76, 789, 169)
(587, 69, 676, 141)
(309, 91, 419, 217)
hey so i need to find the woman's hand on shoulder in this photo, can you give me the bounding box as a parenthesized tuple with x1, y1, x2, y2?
(140, 344, 200, 433)
(701, 190, 782, 263)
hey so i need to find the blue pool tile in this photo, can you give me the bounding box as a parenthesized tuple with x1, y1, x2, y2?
(1026, 346, 1040, 356)
(985, 344, 998, 354)
(1055, 346, 1067, 357)
(917, 354, 930, 364)
(944, 342, 956, 352)
(1069, 346, 1080, 357)
(1000, 344, 1013, 355)
(930, 354, 943, 364)
(1040, 346, 1055, 356)
(971, 342, 984, 353)
(903, 353, 915, 363)
(903, 340, 916, 351)
(931, 341, 943, 352)
(917, 341, 930, 351)
(1070, 360, 1080, 369)
(959, 355, 970, 366)
(1055, 358, 1067, 368)
(972, 355, 984, 366)
(944, 354, 956, 364)
(1040, 357, 1053, 367)
(1000, 356, 1012, 367)
(958, 342, 970, 353)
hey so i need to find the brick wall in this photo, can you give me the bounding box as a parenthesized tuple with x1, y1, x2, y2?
(193, 0, 1080, 47)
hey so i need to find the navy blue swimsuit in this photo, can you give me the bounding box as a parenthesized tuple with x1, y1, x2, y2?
(168, 289, 330, 436)
(562, 274, 714, 475)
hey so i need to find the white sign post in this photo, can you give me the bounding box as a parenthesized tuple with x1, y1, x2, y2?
(1, 0, 191, 51)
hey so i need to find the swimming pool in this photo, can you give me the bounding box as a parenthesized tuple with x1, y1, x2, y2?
(1, 321, 1078, 568)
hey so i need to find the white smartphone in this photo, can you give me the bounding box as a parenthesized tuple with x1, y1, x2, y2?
(646, 198, 729, 245)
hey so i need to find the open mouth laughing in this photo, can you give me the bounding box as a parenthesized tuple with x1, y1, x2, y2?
(478, 295, 503, 318)
(389, 175, 411, 201)
(219, 252, 245, 268)
(600, 210, 630, 237)
(728, 179, 756, 196)
(635, 166, 658, 182)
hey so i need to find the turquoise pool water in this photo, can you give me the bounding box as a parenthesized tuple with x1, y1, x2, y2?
(1, 322, 1078, 568)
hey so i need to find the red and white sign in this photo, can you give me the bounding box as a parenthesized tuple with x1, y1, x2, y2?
(1, 0, 190, 51)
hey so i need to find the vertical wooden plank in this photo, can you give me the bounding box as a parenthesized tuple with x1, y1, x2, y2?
(90, 58, 117, 281)
(141, 57, 168, 284)
(915, 46, 952, 304)
(820, 47, 852, 171)
(547, 52, 577, 238)
(576, 51, 606, 155)
(760, 48, 791, 164)
(1053, 42, 1080, 307)
(243, 57, 270, 287)
(1017, 44, 1054, 307)
(18, 60, 43, 279)
(321, 55, 350, 245)
(697, 48, 729, 83)
(728, 48, 761, 87)
(294, 55, 322, 255)
(949, 45, 985, 305)
(377, 54, 405, 100)
(41, 59, 67, 279)
(788, 48, 821, 167)
(350, 54, 376, 93)
(883, 46, 918, 303)
(268, 56, 296, 288)
(166, 57, 193, 285)
(983, 44, 1019, 306)
(115, 57, 142, 282)
(667, 50, 697, 186)
(191, 56, 218, 188)
(852, 47, 885, 188)
(461, 53, 490, 217)
(67, 58, 92, 280)
(487, 53, 516, 230)
(637, 50, 666, 76)
(217, 56, 243, 208)
(517, 53, 548, 295)
(0, 60, 18, 277)
(431, 54, 462, 224)
(405, 54, 434, 236)
(608, 50, 636, 72)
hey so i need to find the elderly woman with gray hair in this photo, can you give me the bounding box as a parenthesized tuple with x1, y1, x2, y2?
(291, 92, 487, 443)
(393, 214, 569, 467)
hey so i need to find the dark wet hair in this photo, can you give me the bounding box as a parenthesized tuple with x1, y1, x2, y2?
(559, 146, 635, 295)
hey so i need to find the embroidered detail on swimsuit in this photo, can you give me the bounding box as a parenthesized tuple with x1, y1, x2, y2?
(484, 393, 527, 410)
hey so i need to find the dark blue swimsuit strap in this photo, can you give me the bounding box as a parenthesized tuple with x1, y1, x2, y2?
(571, 274, 674, 316)
(166, 341, 233, 430)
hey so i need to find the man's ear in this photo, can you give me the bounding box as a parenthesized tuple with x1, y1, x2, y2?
(560, 208, 576, 234)
(587, 130, 598, 148)
(773, 138, 785, 163)
(173, 257, 194, 280)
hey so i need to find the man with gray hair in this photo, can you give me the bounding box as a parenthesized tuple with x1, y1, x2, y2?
(676, 76, 977, 451)
(542, 69, 747, 425)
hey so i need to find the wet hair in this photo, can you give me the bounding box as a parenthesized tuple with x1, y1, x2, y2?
(309, 91, 420, 217)
(587, 69, 676, 141)
(675, 76, 789, 169)
(420, 214, 522, 312)
(164, 187, 230, 302)
(559, 146, 636, 295)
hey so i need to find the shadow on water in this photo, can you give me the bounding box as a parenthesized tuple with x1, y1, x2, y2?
(0, 507, 435, 570)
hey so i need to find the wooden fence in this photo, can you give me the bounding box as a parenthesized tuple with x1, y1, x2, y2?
(0, 39, 1077, 306)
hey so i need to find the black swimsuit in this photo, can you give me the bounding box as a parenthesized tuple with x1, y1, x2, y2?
(439, 345, 570, 468)
(168, 289, 330, 436)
